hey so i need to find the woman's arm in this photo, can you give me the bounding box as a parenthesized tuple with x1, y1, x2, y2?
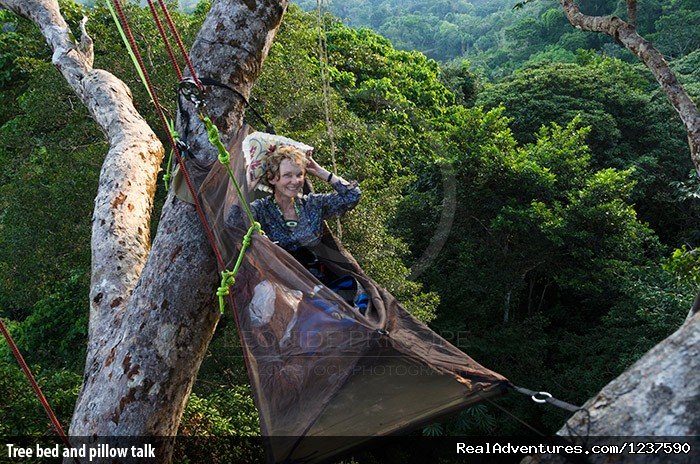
(305, 155, 361, 219)
(306, 155, 352, 186)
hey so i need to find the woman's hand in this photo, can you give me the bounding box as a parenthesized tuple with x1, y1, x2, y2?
(306, 153, 331, 180)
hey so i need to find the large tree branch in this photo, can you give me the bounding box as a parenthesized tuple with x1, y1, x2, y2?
(523, 311, 699, 464)
(65, 0, 289, 450)
(559, 0, 700, 175)
(0, 0, 162, 362)
(3, 0, 289, 455)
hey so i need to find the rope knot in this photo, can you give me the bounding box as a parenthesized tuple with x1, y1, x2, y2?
(217, 270, 236, 314)
(205, 118, 220, 140)
(202, 115, 232, 166)
(218, 151, 230, 165)
(220, 270, 236, 289)
(216, 287, 229, 298)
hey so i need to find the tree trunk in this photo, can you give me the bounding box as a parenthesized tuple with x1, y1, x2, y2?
(559, 0, 700, 175)
(0, 0, 288, 458)
(522, 311, 699, 463)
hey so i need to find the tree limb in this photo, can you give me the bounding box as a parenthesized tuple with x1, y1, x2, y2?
(0, 0, 162, 363)
(559, 0, 700, 175)
(3, 0, 289, 455)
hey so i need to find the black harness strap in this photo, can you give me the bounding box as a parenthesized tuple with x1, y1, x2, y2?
(511, 385, 582, 413)
(197, 77, 276, 134)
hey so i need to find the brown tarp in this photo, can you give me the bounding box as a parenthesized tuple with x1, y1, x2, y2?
(180, 125, 508, 463)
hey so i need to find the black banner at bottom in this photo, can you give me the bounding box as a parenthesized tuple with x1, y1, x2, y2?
(1, 435, 697, 464)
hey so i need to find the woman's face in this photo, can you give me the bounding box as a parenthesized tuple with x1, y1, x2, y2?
(270, 158, 305, 199)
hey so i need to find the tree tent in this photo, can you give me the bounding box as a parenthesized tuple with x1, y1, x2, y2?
(174, 125, 509, 463)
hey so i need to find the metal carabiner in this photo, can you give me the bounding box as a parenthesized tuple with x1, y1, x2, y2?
(178, 78, 204, 107)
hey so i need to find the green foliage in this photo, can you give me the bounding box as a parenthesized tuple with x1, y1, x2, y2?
(179, 387, 259, 436)
(13, 270, 89, 371)
(176, 387, 263, 463)
(477, 57, 699, 246)
(2, 0, 697, 444)
(295, 0, 700, 80)
(439, 59, 480, 107)
(664, 245, 700, 287)
(0, 343, 81, 436)
(421, 422, 443, 437)
(424, 404, 497, 436)
(650, 1, 700, 58)
(393, 113, 686, 431)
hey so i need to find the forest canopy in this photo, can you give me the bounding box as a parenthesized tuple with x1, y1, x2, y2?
(1, 0, 698, 455)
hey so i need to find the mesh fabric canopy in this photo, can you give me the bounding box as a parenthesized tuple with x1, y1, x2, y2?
(180, 125, 509, 463)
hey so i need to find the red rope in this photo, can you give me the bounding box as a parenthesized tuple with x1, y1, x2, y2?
(117, 1, 256, 417)
(146, 0, 183, 82)
(156, 0, 202, 89)
(111, 0, 227, 271)
(0, 318, 76, 456)
(143, 0, 255, 398)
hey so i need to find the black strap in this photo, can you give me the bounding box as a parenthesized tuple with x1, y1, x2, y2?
(511, 384, 581, 412)
(197, 77, 275, 134)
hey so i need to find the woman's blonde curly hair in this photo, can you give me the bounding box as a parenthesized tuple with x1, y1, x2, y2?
(264, 145, 309, 186)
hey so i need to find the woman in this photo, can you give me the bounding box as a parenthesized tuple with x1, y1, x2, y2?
(250, 145, 361, 279)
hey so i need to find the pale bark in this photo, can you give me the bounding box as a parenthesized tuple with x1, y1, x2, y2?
(559, 0, 700, 175)
(72, 0, 288, 441)
(0, 0, 163, 371)
(1, 0, 289, 456)
(522, 311, 699, 463)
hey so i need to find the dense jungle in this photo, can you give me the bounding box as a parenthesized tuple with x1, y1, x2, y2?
(1, 0, 699, 460)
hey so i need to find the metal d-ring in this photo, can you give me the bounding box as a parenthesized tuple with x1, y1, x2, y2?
(532, 391, 553, 404)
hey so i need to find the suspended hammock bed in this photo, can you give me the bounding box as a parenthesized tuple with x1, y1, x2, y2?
(171, 125, 510, 463)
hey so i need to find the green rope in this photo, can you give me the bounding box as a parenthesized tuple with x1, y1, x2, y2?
(106, 0, 154, 103)
(217, 222, 261, 314)
(216, 270, 236, 314)
(163, 119, 179, 190)
(202, 114, 267, 314)
(202, 115, 258, 226)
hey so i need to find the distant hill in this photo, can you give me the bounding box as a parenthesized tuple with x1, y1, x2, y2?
(294, 0, 700, 77)
(71, 1, 700, 78)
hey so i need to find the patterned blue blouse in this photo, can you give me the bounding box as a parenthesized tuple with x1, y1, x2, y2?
(247, 179, 361, 252)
